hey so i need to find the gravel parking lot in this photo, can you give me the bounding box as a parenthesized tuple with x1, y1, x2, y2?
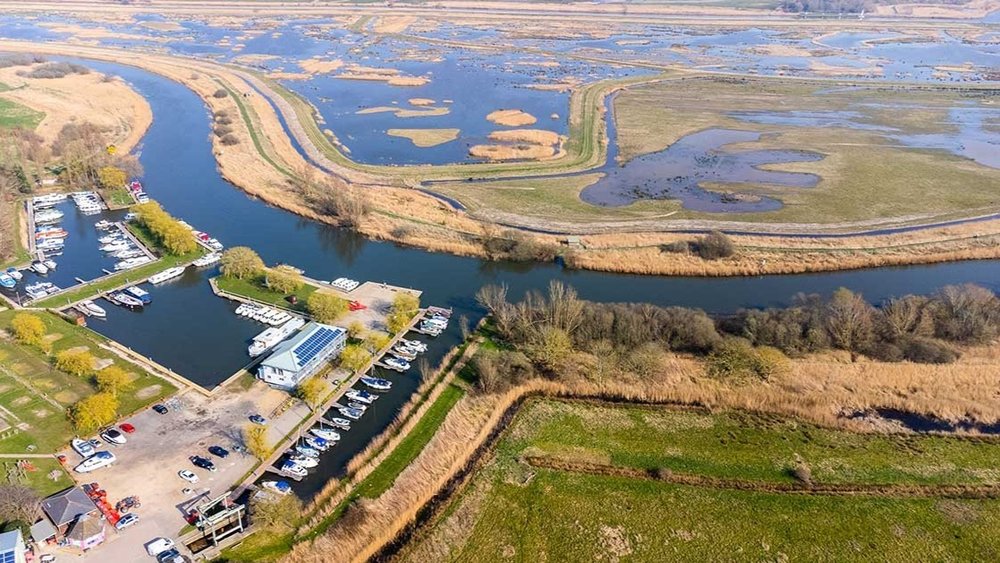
(56, 381, 291, 562)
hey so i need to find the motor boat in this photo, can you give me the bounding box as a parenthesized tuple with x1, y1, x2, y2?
(287, 455, 318, 469)
(79, 300, 107, 318)
(0, 273, 14, 289)
(305, 436, 330, 451)
(30, 262, 48, 275)
(326, 417, 351, 429)
(5, 267, 22, 281)
(384, 357, 411, 372)
(399, 339, 428, 352)
(109, 291, 144, 309)
(360, 377, 392, 391)
(42, 259, 57, 271)
(125, 286, 152, 304)
(74, 451, 116, 473)
(346, 389, 377, 404)
(261, 480, 292, 496)
(338, 407, 363, 420)
(310, 427, 340, 442)
(279, 461, 307, 478)
(71, 438, 95, 457)
(294, 444, 320, 458)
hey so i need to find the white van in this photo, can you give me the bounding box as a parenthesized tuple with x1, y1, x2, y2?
(145, 537, 175, 557)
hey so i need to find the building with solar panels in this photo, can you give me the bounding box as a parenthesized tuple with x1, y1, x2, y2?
(257, 322, 347, 389)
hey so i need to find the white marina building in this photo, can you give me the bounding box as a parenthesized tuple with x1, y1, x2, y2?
(257, 322, 347, 389)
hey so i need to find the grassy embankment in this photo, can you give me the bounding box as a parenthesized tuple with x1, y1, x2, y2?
(401, 398, 1000, 561)
(430, 76, 1000, 227)
(213, 274, 318, 314)
(0, 96, 43, 129)
(32, 222, 204, 309)
(0, 310, 176, 493)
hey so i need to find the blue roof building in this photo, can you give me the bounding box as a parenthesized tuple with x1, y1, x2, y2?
(257, 322, 346, 389)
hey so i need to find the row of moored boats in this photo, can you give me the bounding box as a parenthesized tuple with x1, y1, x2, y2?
(236, 302, 295, 326)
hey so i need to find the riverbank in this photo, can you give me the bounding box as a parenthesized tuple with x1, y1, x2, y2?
(2, 41, 997, 278)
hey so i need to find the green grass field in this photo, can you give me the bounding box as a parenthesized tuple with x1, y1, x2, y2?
(0, 310, 177, 459)
(214, 274, 317, 314)
(401, 399, 1000, 561)
(0, 96, 43, 130)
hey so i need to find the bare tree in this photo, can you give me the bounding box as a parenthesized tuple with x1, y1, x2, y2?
(0, 484, 41, 524)
(825, 288, 875, 360)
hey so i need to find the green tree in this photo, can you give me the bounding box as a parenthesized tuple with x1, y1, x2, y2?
(220, 247, 264, 280)
(70, 392, 118, 432)
(347, 320, 365, 340)
(386, 292, 421, 334)
(245, 425, 269, 460)
(97, 166, 126, 190)
(526, 326, 572, 368)
(265, 266, 302, 294)
(307, 292, 348, 323)
(339, 344, 370, 373)
(250, 493, 302, 531)
(94, 365, 132, 396)
(363, 332, 391, 353)
(55, 350, 95, 377)
(295, 377, 326, 410)
(9, 313, 45, 346)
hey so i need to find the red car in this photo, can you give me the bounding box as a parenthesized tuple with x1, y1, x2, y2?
(348, 301, 367, 311)
(119, 423, 136, 434)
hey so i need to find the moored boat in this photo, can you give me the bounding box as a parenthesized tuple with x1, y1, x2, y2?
(80, 300, 107, 318)
(346, 389, 377, 404)
(310, 427, 340, 442)
(293, 444, 319, 458)
(148, 266, 186, 284)
(287, 455, 318, 468)
(125, 286, 152, 304)
(30, 262, 48, 275)
(261, 480, 292, 495)
(360, 376, 392, 391)
(0, 273, 14, 289)
(279, 461, 307, 478)
(5, 267, 21, 281)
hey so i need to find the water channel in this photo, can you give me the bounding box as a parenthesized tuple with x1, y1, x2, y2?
(64, 59, 1000, 498)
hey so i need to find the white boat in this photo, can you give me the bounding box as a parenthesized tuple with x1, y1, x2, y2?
(192, 252, 221, 267)
(384, 357, 410, 372)
(329, 277, 360, 292)
(280, 461, 308, 478)
(33, 193, 67, 206)
(71, 438, 95, 457)
(293, 444, 319, 458)
(326, 417, 351, 429)
(43, 259, 57, 270)
(74, 451, 116, 473)
(30, 262, 48, 275)
(80, 300, 107, 318)
(391, 347, 417, 361)
(247, 317, 306, 356)
(399, 339, 428, 352)
(310, 427, 340, 442)
(261, 480, 292, 495)
(360, 377, 392, 391)
(0, 273, 14, 289)
(94, 220, 113, 230)
(125, 286, 152, 304)
(338, 407, 363, 420)
(101, 242, 129, 252)
(34, 209, 64, 222)
(346, 390, 377, 404)
(5, 267, 22, 281)
(35, 239, 64, 252)
(287, 455, 318, 468)
(98, 234, 123, 244)
(305, 436, 330, 451)
(148, 266, 186, 284)
(108, 291, 144, 309)
(115, 257, 152, 271)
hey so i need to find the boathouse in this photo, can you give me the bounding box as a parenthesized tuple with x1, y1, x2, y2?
(257, 322, 347, 390)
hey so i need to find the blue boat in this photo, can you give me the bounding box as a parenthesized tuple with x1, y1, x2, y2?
(0, 273, 15, 289)
(125, 286, 152, 304)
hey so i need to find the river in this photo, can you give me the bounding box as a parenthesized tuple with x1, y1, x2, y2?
(68, 59, 1000, 498)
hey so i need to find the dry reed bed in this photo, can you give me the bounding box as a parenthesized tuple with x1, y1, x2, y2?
(289, 344, 1000, 562)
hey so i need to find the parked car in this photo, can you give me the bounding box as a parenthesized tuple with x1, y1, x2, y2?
(190, 456, 217, 472)
(152, 404, 168, 415)
(119, 423, 136, 434)
(249, 414, 266, 425)
(208, 445, 229, 459)
(178, 470, 199, 484)
(157, 549, 185, 563)
(101, 428, 126, 445)
(145, 537, 175, 556)
(115, 513, 139, 531)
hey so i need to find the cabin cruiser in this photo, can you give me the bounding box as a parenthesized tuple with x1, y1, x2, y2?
(35, 239, 64, 252)
(347, 401, 369, 412)
(338, 407, 363, 420)
(305, 436, 330, 451)
(5, 267, 21, 281)
(35, 228, 67, 239)
(108, 291, 144, 309)
(33, 193, 67, 206)
(360, 377, 392, 391)
(261, 480, 292, 496)
(101, 241, 130, 252)
(0, 273, 14, 289)
(42, 259, 57, 271)
(98, 234, 123, 244)
(34, 209, 64, 223)
(94, 220, 113, 230)
(399, 339, 428, 352)
(115, 257, 152, 271)
(310, 427, 340, 442)
(346, 389, 378, 404)
(326, 417, 351, 429)
(294, 444, 320, 458)
(79, 300, 107, 318)
(391, 347, 417, 361)
(279, 460, 308, 478)
(192, 252, 221, 268)
(148, 266, 186, 284)
(287, 454, 318, 469)
(71, 437, 95, 457)
(384, 357, 411, 372)
(30, 262, 48, 275)
(125, 286, 152, 304)
(74, 451, 116, 473)
(247, 318, 306, 357)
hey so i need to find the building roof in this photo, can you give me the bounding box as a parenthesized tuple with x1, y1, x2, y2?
(41, 487, 95, 527)
(65, 515, 103, 542)
(30, 519, 57, 543)
(261, 322, 344, 373)
(0, 529, 21, 553)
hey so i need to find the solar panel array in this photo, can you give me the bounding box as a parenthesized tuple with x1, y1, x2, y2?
(292, 327, 340, 366)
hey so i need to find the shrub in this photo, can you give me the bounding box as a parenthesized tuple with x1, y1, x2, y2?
(70, 393, 118, 432)
(220, 134, 240, 146)
(10, 313, 45, 346)
(55, 350, 95, 377)
(752, 346, 790, 379)
(213, 125, 233, 137)
(901, 337, 959, 364)
(307, 292, 348, 323)
(694, 231, 735, 260)
(932, 284, 1000, 344)
(18, 62, 89, 79)
(212, 88, 228, 98)
(660, 240, 690, 254)
(790, 462, 812, 485)
(706, 338, 759, 379)
(220, 247, 264, 279)
(265, 266, 302, 294)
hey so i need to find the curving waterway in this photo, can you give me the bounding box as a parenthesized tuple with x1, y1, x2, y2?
(74, 59, 1000, 498)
